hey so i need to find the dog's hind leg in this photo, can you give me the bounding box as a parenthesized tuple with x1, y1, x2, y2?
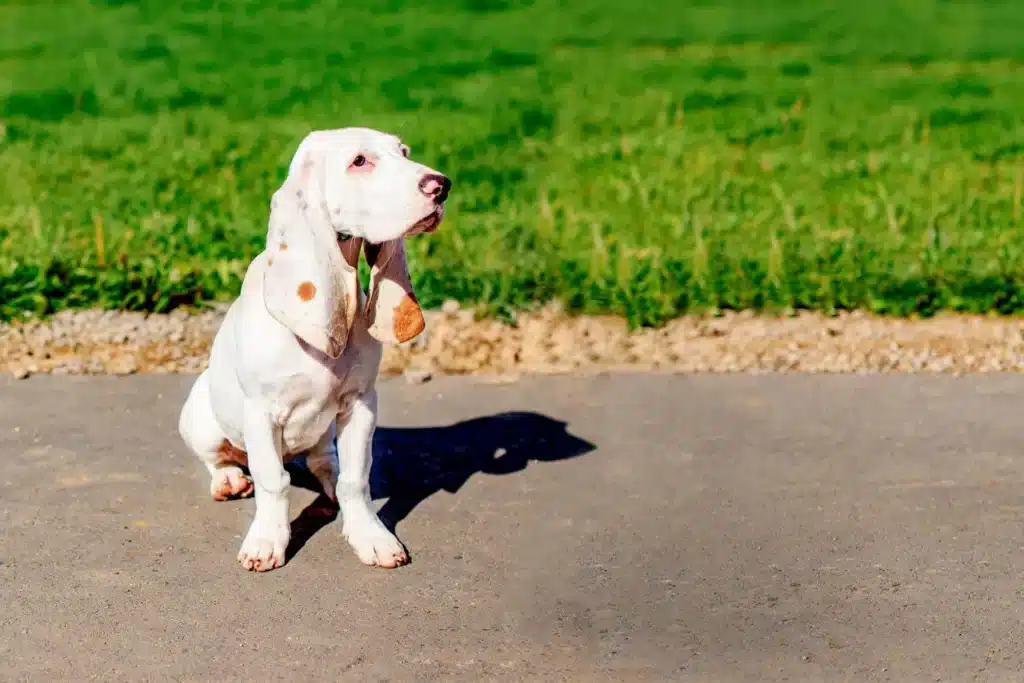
(179, 371, 254, 501)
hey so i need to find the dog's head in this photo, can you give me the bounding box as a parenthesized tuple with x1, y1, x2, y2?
(286, 127, 450, 244)
(261, 128, 451, 358)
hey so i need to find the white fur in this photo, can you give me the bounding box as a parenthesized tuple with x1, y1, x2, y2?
(178, 127, 450, 572)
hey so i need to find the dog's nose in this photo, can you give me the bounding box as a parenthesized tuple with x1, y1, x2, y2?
(419, 174, 451, 204)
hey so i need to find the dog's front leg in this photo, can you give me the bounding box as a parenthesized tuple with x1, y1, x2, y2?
(237, 400, 291, 572)
(337, 388, 409, 568)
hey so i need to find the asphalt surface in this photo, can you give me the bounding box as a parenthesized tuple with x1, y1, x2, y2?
(3, 373, 1024, 682)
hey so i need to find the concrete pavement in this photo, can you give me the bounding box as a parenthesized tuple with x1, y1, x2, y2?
(2, 373, 1024, 682)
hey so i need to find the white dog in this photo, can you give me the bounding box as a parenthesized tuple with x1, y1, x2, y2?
(178, 128, 451, 572)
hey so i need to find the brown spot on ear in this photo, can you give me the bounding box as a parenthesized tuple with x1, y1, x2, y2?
(297, 281, 317, 301)
(392, 294, 425, 343)
(217, 439, 248, 467)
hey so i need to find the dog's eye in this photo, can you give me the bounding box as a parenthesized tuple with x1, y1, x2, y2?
(351, 154, 367, 168)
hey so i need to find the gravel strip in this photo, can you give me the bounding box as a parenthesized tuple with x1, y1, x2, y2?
(2, 302, 1024, 379)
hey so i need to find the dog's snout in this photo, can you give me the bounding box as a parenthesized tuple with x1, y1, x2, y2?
(419, 173, 451, 204)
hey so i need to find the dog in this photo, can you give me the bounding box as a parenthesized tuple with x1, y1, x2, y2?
(178, 127, 451, 572)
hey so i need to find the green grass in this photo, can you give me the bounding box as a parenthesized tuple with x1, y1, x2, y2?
(2, 0, 1024, 326)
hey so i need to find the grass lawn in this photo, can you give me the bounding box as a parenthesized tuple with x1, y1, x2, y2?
(1, 0, 1023, 326)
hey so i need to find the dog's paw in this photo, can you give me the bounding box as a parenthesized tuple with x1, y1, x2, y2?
(238, 519, 289, 572)
(343, 517, 409, 569)
(210, 467, 254, 501)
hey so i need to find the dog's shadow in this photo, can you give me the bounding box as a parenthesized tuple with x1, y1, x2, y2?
(285, 411, 596, 560)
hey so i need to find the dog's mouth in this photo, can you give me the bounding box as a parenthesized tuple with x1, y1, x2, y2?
(334, 207, 444, 247)
(405, 206, 444, 236)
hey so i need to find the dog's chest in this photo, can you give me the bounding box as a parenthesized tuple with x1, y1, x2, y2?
(273, 366, 357, 455)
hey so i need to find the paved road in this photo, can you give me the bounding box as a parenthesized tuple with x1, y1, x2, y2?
(2, 373, 1024, 682)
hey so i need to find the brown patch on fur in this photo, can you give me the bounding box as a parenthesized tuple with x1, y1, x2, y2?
(268, 256, 274, 266)
(393, 294, 425, 343)
(279, 242, 288, 251)
(217, 439, 248, 467)
(298, 281, 317, 302)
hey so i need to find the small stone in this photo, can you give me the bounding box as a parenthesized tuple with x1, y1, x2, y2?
(403, 369, 432, 384)
(108, 356, 139, 376)
(10, 367, 30, 380)
(441, 299, 461, 314)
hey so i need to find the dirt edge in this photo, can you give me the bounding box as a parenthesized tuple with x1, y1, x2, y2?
(2, 302, 1023, 379)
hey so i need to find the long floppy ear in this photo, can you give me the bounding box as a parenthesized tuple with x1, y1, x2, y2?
(262, 186, 360, 358)
(363, 238, 425, 344)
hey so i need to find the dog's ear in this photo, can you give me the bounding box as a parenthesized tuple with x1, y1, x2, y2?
(363, 238, 425, 344)
(262, 178, 360, 358)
